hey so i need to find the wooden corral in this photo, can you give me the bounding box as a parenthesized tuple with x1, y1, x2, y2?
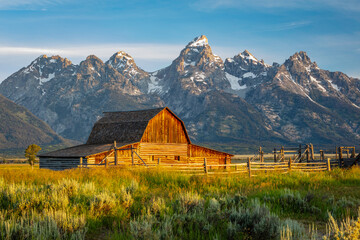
(39, 107, 233, 170)
(252, 144, 360, 169)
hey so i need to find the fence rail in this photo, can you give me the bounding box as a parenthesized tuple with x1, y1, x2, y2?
(80, 157, 332, 177)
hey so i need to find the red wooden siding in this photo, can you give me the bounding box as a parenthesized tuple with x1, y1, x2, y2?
(140, 109, 189, 144)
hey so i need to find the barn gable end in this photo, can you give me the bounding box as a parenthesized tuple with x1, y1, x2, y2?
(140, 108, 190, 144)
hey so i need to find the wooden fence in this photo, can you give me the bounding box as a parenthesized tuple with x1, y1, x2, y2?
(79, 157, 333, 177)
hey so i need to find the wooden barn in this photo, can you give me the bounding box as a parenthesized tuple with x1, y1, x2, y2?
(39, 107, 233, 170)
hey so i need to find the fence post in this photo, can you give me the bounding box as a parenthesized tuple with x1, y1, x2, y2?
(306, 145, 310, 163)
(204, 158, 208, 174)
(310, 143, 314, 161)
(259, 147, 264, 162)
(288, 157, 292, 172)
(274, 148, 277, 162)
(320, 150, 324, 161)
(79, 157, 83, 169)
(105, 157, 108, 168)
(114, 141, 118, 166)
(298, 144, 302, 160)
(248, 157, 251, 178)
(281, 146, 284, 162)
(131, 145, 134, 166)
(158, 158, 160, 165)
(338, 147, 342, 167)
(327, 158, 331, 172)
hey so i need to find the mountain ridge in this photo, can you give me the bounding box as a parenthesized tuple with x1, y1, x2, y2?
(1, 35, 359, 152)
(0, 93, 74, 155)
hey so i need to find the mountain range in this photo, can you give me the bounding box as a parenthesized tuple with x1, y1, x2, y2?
(1, 35, 359, 153)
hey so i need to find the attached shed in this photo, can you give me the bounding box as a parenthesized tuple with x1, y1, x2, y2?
(39, 107, 233, 170)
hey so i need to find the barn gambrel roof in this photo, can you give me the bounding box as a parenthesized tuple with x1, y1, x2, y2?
(86, 107, 191, 144)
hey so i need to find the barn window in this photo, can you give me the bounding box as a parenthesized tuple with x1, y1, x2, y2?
(175, 156, 180, 161)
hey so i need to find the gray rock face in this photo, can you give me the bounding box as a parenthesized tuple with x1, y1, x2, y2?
(0, 54, 163, 141)
(1, 36, 360, 147)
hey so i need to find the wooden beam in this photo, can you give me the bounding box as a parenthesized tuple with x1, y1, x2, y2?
(288, 157, 292, 171)
(114, 141, 118, 166)
(204, 158, 208, 174)
(131, 145, 134, 165)
(327, 158, 331, 171)
(274, 148, 277, 163)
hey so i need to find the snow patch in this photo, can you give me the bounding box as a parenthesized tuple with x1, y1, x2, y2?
(148, 75, 163, 93)
(329, 80, 340, 91)
(194, 72, 206, 81)
(226, 73, 246, 90)
(188, 36, 208, 47)
(243, 72, 256, 78)
(184, 60, 196, 67)
(116, 52, 132, 60)
(39, 73, 55, 85)
(352, 103, 360, 109)
(310, 76, 326, 92)
(240, 52, 258, 62)
(49, 59, 57, 63)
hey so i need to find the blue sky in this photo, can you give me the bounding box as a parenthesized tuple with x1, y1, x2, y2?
(0, 0, 359, 81)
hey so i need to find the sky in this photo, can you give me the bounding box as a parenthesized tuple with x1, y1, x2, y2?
(0, 0, 359, 82)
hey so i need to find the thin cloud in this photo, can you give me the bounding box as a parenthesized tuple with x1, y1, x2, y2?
(191, 0, 360, 12)
(261, 21, 311, 32)
(0, 43, 185, 62)
(0, 47, 65, 55)
(0, 0, 66, 10)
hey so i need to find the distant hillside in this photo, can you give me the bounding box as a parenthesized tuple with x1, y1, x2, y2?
(0, 94, 74, 155)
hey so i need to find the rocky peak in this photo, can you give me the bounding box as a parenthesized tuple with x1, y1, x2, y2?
(285, 51, 316, 72)
(26, 55, 72, 72)
(106, 51, 148, 81)
(231, 50, 265, 66)
(241, 50, 258, 61)
(224, 50, 271, 91)
(107, 51, 137, 72)
(79, 55, 105, 74)
(289, 51, 311, 64)
(174, 35, 223, 72)
(186, 35, 209, 48)
(106, 51, 149, 93)
(19, 55, 75, 86)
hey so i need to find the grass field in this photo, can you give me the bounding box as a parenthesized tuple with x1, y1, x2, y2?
(0, 164, 359, 239)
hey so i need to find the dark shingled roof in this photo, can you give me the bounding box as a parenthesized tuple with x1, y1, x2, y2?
(38, 143, 114, 158)
(86, 107, 165, 144)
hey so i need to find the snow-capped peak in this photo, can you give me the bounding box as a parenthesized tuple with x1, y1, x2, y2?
(187, 35, 209, 48)
(107, 51, 136, 71)
(115, 51, 133, 60)
(240, 50, 258, 62)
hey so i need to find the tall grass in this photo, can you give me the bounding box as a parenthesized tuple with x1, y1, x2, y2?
(0, 166, 359, 239)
